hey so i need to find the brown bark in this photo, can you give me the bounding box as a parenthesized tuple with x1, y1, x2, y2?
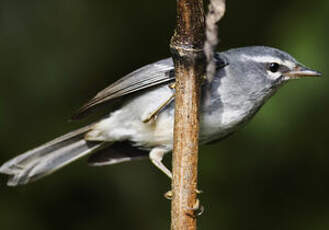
(170, 0, 206, 230)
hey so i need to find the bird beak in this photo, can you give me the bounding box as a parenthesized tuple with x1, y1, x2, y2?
(284, 65, 322, 79)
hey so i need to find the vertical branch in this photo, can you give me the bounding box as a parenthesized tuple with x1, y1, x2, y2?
(170, 0, 226, 229)
(170, 0, 205, 230)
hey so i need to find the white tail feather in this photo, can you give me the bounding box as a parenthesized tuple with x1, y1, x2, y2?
(0, 125, 103, 186)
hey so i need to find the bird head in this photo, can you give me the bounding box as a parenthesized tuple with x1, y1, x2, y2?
(208, 46, 322, 118)
(217, 46, 321, 102)
(223, 46, 321, 85)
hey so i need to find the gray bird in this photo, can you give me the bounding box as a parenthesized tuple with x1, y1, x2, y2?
(0, 46, 321, 186)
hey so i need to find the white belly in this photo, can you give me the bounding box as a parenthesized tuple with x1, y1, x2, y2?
(85, 85, 175, 150)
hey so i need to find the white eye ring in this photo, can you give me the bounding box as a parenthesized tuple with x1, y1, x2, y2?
(266, 69, 282, 80)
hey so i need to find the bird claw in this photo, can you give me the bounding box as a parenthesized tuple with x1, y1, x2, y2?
(195, 189, 203, 195)
(186, 199, 205, 218)
(164, 190, 173, 200)
(164, 188, 203, 200)
(164, 190, 205, 218)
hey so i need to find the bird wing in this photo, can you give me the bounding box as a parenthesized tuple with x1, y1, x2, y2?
(72, 53, 228, 119)
(73, 58, 174, 119)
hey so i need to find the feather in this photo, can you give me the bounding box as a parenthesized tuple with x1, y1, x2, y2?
(73, 58, 175, 119)
(0, 125, 104, 186)
(88, 141, 149, 166)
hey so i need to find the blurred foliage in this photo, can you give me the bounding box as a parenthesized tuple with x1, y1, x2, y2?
(0, 0, 328, 230)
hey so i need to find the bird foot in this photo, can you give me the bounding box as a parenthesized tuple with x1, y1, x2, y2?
(186, 199, 205, 218)
(164, 189, 203, 200)
(164, 190, 173, 200)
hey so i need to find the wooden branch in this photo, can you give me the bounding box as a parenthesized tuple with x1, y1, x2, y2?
(204, 0, 226, 82)
(170, 0, 226, 228)
(170, 0, 206, 229)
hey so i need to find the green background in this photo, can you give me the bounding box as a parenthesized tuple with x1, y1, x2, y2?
(0, 1, 328, 229)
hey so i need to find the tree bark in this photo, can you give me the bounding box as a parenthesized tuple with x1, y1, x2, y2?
(170, 0, 206, 229)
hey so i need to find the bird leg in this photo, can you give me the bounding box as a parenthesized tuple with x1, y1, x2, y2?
(142, 93, 175, 123)
(149, 148, 172, 179)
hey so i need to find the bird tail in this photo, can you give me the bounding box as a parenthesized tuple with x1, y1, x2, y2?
(0, 125, 104, 186)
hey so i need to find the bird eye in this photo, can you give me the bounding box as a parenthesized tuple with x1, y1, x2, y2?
(268, 63, 280, 73)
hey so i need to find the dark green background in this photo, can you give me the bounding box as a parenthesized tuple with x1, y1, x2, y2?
(0, 1, 328, 229)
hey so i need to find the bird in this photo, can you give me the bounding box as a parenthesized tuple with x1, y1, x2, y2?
(0, 46, 321, 186)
